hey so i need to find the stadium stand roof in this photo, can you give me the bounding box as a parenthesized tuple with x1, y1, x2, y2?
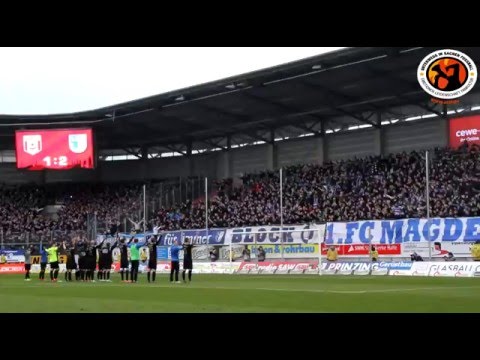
(1, 47, 480, 155)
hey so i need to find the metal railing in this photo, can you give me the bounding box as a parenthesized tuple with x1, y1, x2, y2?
(0, 229, 88, 249)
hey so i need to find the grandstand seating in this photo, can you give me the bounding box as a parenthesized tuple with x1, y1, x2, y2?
(0, 145, 479, 244)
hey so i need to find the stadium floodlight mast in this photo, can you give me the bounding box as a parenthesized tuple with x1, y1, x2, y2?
(143, 184, 147, 235)
(205, 177, 208, 249)
(280, 168, 284, 260)
(425, 150, 431, 260)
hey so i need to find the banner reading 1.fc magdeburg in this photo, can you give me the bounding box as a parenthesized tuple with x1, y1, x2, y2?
(325, 217, 480, 244)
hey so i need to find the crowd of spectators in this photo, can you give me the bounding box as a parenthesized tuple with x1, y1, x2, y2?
(0, 184, 142, 243)
(0, 145, 479, 243)
(153, 145, 480, 228)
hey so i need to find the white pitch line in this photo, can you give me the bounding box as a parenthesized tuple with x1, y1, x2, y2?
(257, 286, 480, 294)
(1, 283, 480, 294)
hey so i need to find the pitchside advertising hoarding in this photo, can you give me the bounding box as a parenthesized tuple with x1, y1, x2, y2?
(0, 250, 25, 263)
(450, 115, 480, 148)
(237, 261, 318, 272)
(320, 261, 414, 272)
(4, 260, 480, 277)
(245, 244, 319, 259)
(1, 217, 478, 274)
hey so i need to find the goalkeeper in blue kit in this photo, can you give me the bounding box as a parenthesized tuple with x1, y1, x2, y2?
(170, 240, 183, 283)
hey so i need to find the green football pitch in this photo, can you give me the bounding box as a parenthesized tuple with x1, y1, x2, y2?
(1, 274, 479, 312)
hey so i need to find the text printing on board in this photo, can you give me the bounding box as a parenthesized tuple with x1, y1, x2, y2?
(450, 115, 480, 148)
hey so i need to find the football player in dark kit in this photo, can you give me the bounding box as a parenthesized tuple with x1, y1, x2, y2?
(77, 240, 88, 281)
(39, 244, 48, 281)
(85, 240, 103, 282)
(98, 239, 116, 282)
(117, 236, 134, 282)
(62, 240, 77, 282)
(182, 239, 194, 283)
(146, 235, 162, 283)
(23, 245, 34, 281)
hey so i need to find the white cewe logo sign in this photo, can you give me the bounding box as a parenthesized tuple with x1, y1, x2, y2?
(456, 128, 479, 138)
(456, 128, 480, 143)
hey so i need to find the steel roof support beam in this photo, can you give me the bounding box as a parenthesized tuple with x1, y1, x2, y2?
(241, 92, 328, 126)
(245, 131, 270, 143)
(292, 63, 412, 119)
(291, 123, 321, 134)
(362, 66, 435, 116)
(329, 107, 379, 127)
(320, 120, 326, 136)
(113, 121, 152, 139)
(241, 92, 328, 135)
(122, 148, 142, 158)
(364, 65, 420, 93)
(163, 145, 187, 155)
(195, 103, 250, 125)
(156, 111, 211, 131)
(186, 142, 193, 156)
(202, 139, 228, 150)
(296, 80, 380, 127)
(416, 103, 444, 118)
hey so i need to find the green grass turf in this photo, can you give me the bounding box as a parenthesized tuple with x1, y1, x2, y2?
(0, 273, 479, 313)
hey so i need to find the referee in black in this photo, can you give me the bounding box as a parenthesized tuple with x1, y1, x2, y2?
(182, 239, 194, 283)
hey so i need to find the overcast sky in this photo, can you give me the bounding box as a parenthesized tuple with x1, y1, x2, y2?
(0, 47, 346, 115)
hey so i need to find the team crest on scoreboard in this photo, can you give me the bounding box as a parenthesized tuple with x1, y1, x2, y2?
(68, 134, 88, 154)
(23, 135, 42, 155)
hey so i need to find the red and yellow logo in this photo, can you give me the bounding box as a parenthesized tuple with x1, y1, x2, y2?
(418, 49, 477, 104)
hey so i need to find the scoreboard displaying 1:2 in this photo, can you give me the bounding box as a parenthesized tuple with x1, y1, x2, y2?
(15, 128, 94, 170)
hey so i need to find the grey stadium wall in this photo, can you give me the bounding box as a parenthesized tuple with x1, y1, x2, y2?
(0, 118, 448, 184)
